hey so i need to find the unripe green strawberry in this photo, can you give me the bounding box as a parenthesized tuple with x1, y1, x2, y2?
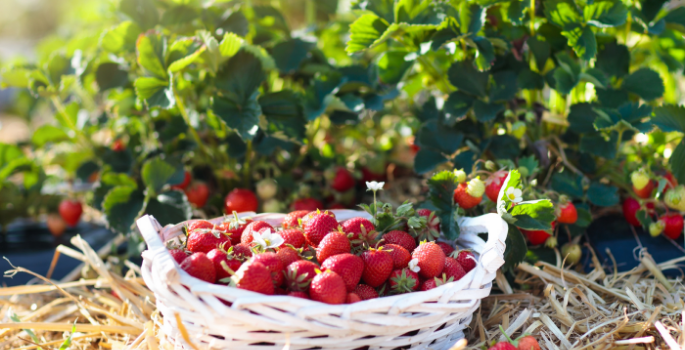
(649, 221, 665, 237)
(665, 185, 685, 212)
(560, 243, 581, 265)
(511, 121, 526, 139)
(467, 177, 485, 198)
(631, 169, 650, 191)
(256, 179, 278, 200)
(262, 198, 282, 213)
(485, 160, 496, 171)
(454, 169, 467, 183)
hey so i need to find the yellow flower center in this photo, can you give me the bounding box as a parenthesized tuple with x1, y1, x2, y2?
(264, 239, 271, 246)
(508, 193, 516, 200)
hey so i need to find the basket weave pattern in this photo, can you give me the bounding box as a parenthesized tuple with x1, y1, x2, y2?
(138, 210, 508, 350)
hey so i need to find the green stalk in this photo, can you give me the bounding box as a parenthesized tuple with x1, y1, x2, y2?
(50, 96, 93, 148)
(243, 140, 253, 188)
(173, 88, 211, 161)
(529, 0, 536, 36)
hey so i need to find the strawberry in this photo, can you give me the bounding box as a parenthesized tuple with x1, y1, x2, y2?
(207, 248, 242, 282)
(361, 166, 385, 182)
(631, 169, 651, 195)
(443, 257, 466, 281)
(660, 213, 684, 239)
(389, 268, 420, 293)
(516, 336, 540, 350)
(277, 228, 306, 248)
(420, 275, 452, 291)
(276, 246, 301, 267)
(292, 197, 323, 212)
(488, 342, 517, 350)
(622, 198, 641, 226)
(225, 188, 259, 214)
(663, 171, 678, 194)
(412, 241, 446, 279)
(346, 292, 362, 304)
(407, 136, 420, 154)
(331, 167, 355, 192)
(285, 260, 319, 292)
(633, 180, 657, 199)
(382, 230, 416, 252)
(360, 248, 394, 287)
(252, 252, 285, 286)
(382, 244, 411, 269)
(521, 223, 554, 246)
(187, 220, 214, 232)
(231, 260, 274, 295)
(303, 211, 339, 247)
(321, 253, 364, 292)
(309, 270, 347, 304)
(436, 241, 454, 256)
(171, 171, 191, 190)
(650, 221, 665, 237)
(217, 214, 252, 246)
(241, 221, 275, 245)
(232, 243, 253, 259)
(316, 232, 351, 264)
(256, 179, 278, 200)
(58, 199, 83, 227)
(169, 249, 188, 264)
(185, 182, 210, 208)
(453, 182, 482, 210)
(556, 201, 578, 224)
(47, 213, 67, 237)
(341, 217, 377, 246)
(455, 250, 476, 273)
(287, 291, 309, 299)
(282, 210, 309, 229)
(111, 139, 125, 152)
(561, 243, 582, 264)
(353, 284, 379, 300)
(180, 253, 216, 283)
(485, 172, 508, 202)
(187, 229, 232, 254)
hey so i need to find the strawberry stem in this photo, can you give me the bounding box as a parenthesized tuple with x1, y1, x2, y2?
(498, 325, 516, 345)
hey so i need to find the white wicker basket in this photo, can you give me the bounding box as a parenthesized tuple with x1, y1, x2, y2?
(137, 209, 508, 350)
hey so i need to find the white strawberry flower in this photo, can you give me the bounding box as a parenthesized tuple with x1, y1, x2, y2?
(505, 187, 523, 203)
(408, 258, 421, 273)
(252, 228, 283, 249)
(366, 181, 385, 192)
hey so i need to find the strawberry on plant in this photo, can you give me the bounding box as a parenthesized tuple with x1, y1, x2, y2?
(303, 211, 339, 247)
(665, 185, 685, 212)
(453, 178, 484, 210)
(292, 197, 323, 212)
(341, 217, 376, 246)
(382, 230, 416, 252)
(520, 222, 555, 246)
(485, 171, 509, 202)
(169, 249, 188, 264)
(321, 253, 364, 292)
(436, 241, 454, 256)
(240, 221, 275, 245)
(185, 182, 209, 208)
(231, 260, 275, 295)
(187, 229, 231, 254)
(180, 252, 216, 283)
(346, 292, 362, 304)
(207, 248, 242, 282)
(252, 252, 285, 287)
(47, 213, 67, 237)
(360, 248, 394, 287)
(454, 169, 467, 183)
(389, 268, 420, 293)
(285, 260, 319, 292)
(59, 199, 83, 227)
(632, 173, 656, 198)
(412, 241, 446, 279)
(225, 188, 259, 214)
(171, 171, 192, 190)
(316, 232, 351, 263)
(309, 270, 347, 304)
(556, 201, 578, 225)
(414, 209, 441, 242)
(560, 243, 581, 265)
(382, 243, 411, 269)
(622, 198, 642, 226)
(649, 221, 665, 237)
(288, 291, 309, 299)
(276, 246, 301, 267)
(662, 171, 678, 194)
(278, 228, 306, 248)
(256, 179, 278, 200)
(455, 250, 476, 273)
(331, 167, 355, 192)
(660, 213, 684, 239)
(353, 284, 379, 300)
(111, 139, 125, 152)
(443, 257, 466, 281)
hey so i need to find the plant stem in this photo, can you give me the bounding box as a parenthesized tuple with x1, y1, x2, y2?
(530, 0, 536, 36)
(173, 89, 211, 161)
(50, 96, 92, 148)
(243, 140, 252, 188)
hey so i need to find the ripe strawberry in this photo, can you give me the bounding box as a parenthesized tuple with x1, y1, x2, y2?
(420, 275, 452, 291)
(455, 250, 476, 273)
(277, 229, 306, 249)
(111, 139, 125, 152)
(436, 242, 454, 256)
(217, 214, 252, 245)
(382, 244, 411, 269)
(354, 284, 379, 300)
(346, 292, 362, 304)
(622, 198, 641, 226)
(321, 253, 363, 292)
(285, 260, 319, 292)
(660, 213, 684, 239)
(633, 180, 657, 199)
(341, 217, 376, 246)
(556, 202, 578, 224)
(187, 220, 214, 232)
(276, 246, 301, 267)
(485, 172, 508, 202)
(185, 182, 210, 208)
(302, 210, 337, 226)
(389, 268, 420, 293)
(303, 211, 339, 247)
(309, 270, 347, 304)
(515, 336, 540, 350)
(282, 210, 309, 229)
(187, 229, 231, 254)
(47, 213, 67, 237)
(207, 248, 242, 282)
(382, 230, 416, 252)
(663, 171, 678, 194)
(415, 209, 441, 242)
(233, 243, 253, 259)
(316, 232, 351, 264)
(231, 260, 274, 295)
(225, 188, 259, 214)
(407, 136, 420, 154)
(521, 223, 554, 246)
(488, 342, 517, 350)
(252, 252, 285, 286)
(241, 221, 275, 245)
(412, 241, 446, 279)
(453, 182, 482, 210)
(59, 200, 83, 227)
(180, 252, 216, 283)
(292, 197, 323, 212)
(360, 248, 394, 287)
(443, 257, 466, 281)
(287, 291, 309, 299)
(171, 171, 191, 190)
(274, 286, 287, 295)
(331, 167, 355, 192)
(169, 249, 188, 264)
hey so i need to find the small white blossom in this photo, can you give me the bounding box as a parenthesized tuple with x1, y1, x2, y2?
(506, 187, 523, 203)
(252, 228, 283, 249)
(366, 181, 385, 192)
(408, 258, 421, 273)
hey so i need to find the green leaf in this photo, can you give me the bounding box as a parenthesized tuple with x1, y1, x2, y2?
(502, 224, 527, 271)
(553, 68, 579, 94)
(622, 68, 664, 100)
(0, 143, 26, 168)
(474, 100, 505, 122)
(76, 161, 100, 182)
(134, 77, 174, 109)
(101, 21, 141, 53)
(551, 171, 584, 197)
(641, 0, 668, 23)
(508, 0, 528, 25)
(58, 323, 77, 350)
(119, 0, 158, 30)
(259, 91, 306, 142)
(215, 50, 264, 101)
(579, 132, 618, 158)
(198, 31, 221, 75)
(168, 45, 206, 73)
(31, 125, 70, 147)
(145, 190, 192, 227)
(103, 186, 146, 234)
(490, 71, 518, 101)
(377, 51, 414, 84)
(545, 0, 582, 29)
(587, 182, 619, 206)
(417, 120, 464, 154)
(670, 139, 685, 186)
(472, 36, 495, 71)
(458, 2, 485, 35)
(596, 42, 629, 78)
(426, 170, 460, 239)
(219, 32, 242, 58)
(346, 14, 390, 53)
(1, 68, 31, 88)
(596, 88, 629, 108)
(518, 155, 539, 175)
(303, 73, 343, 120)
(444, 91, 475, 119)
(46, 53, 73, 87)
(584, 0, 628, 27)
(136, 33, 167, 80)
(652, 104, 685, 132)
(414, 149, 448, 174)
(527, 36, 551, 70)
(102, 149, 133, 173)
(142, 157, 177, 194)
(448, 60, 489, 97)
(518, 68, 545, 90)
(510, 199, 555, 230)
(161, 5, 199, 26)
(272, 39, 315, 73)
(574, 206, 592, 227)
(488, 135, 521, 159)
(562, 25, 597, 60)
(96, 63, 129, 90)
(213, 92, 262, 141)
(580, 68, 608, 88)
(394, 0, 441, 25)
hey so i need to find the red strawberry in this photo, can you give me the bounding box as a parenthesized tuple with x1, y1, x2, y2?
(252, 252, 285, 286)
(622, 198, 641, 226)
(185, 182, 210, 208)
(217, 214, 252, 245)
(660, 213, 684, 239)
(453, 182, 482, 209)
(389, 268, 420, 293)
(302, 210, 337, 226)
(316, 232, 351, 263)
(488, 342, 517, 350)
(287, 291, 309, 299)
(111, 139, 125, 152)
(169, 249, 188, 264)
(407, 136, 420, 154)
(663, 171, 678, 194)
(455, 250, 476, 273)
(224, 188, 259, 214)
(521, 228, 551, 246)
(233, 243, 253, 259)
(361, 166, 385, 182)
(282, 210, 309, 229)
(353, 284, 379, 300)
(436, 242, 454, 256)
(187, 220, 214, 232)
(341, 217, 376, 246)
(207, 248, 242, 282)
(285, 260, 319, 291)
(321, 253, 363, 292)
(360, 248, 394, 287)
(274, 286, 287, 295)
(415, 209, 441, 241)
(187, 229, 232, 254)
(412, 241, 446, 279)
(59, 200, 83, 227)
(303, 211, 339, 247)
(443, 257, 466, 281)
(231, 260, 274, 295)
(309, 270, 347, 304)
(633, 179, 657, 199)
(419, 275, 452, 291)
(485, 172, 508, 202)
(241, 221, 275, 245)
(171, 171, 191, 190)
(276, 246, 301, 267)
(382, 244, 411, 269)
(556, 202, 578, 224)
(516, 336, 540, 350)
(292, 197, 323, 212)
(382, 230, 416, 252)
(180, 253, 216, 283)
(277, 229, 306, 249)
(346, 292, 362, 304)
(331, 167, 355, 192)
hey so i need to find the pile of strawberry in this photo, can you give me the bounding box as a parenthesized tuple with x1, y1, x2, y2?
(166, 209, 477, 304)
